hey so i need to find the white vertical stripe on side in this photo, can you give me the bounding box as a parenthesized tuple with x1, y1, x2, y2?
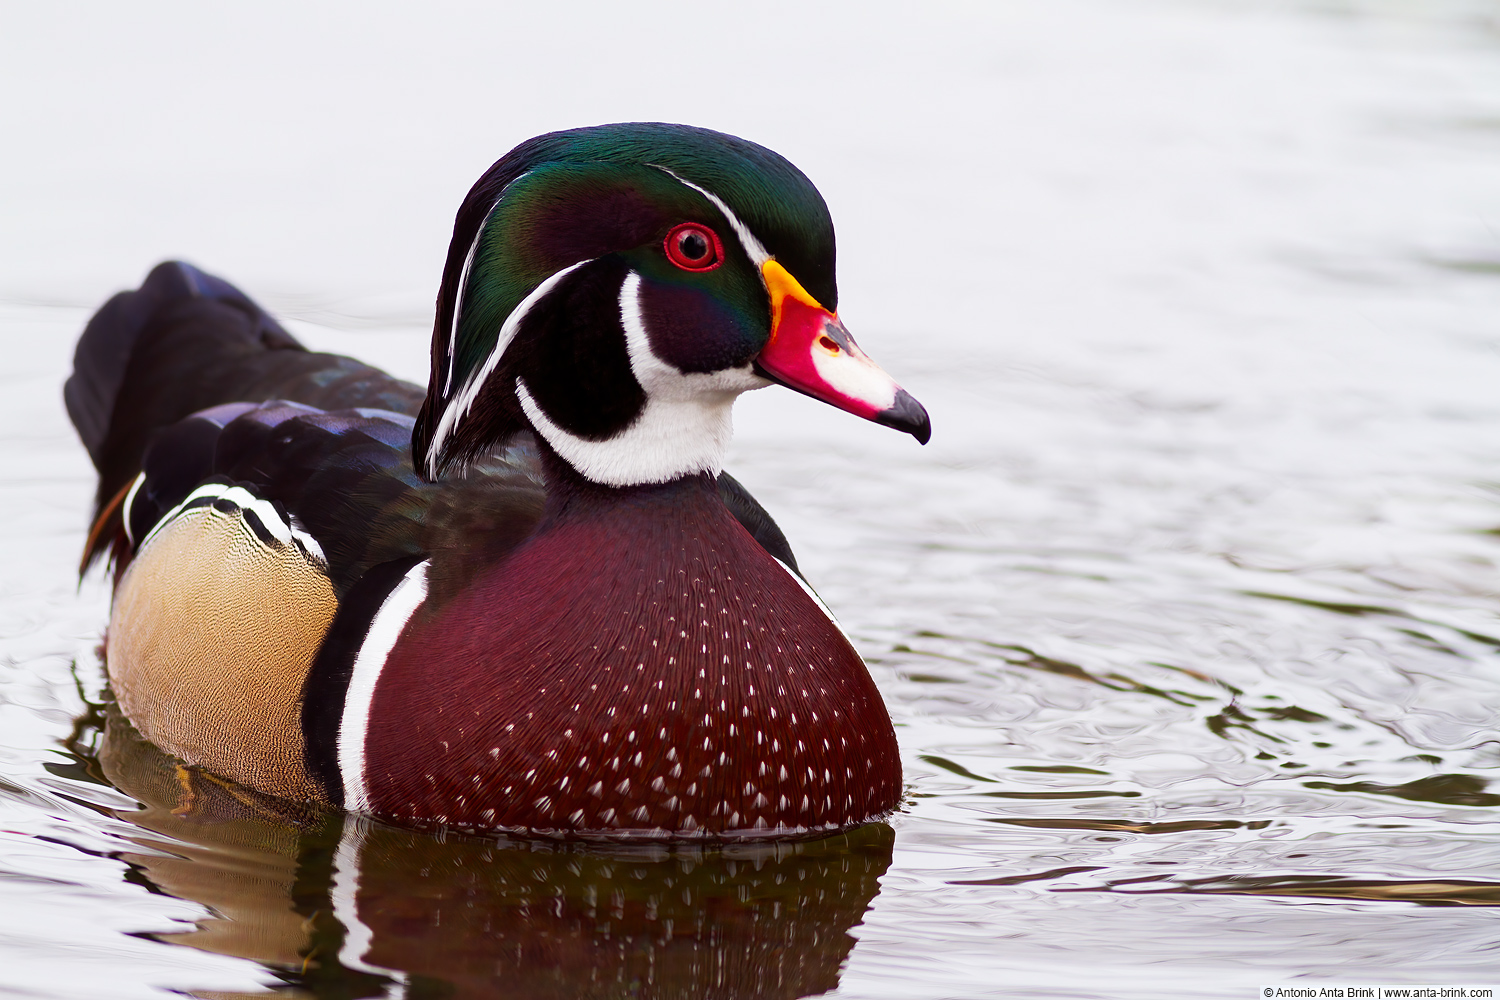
(338, 559, 430, 813)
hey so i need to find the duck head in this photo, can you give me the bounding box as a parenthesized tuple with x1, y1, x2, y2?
(412, 122, 930, 486)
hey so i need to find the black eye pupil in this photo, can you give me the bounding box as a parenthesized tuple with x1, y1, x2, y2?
(680, 232, 708, 259)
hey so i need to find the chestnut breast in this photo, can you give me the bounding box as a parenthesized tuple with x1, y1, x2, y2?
(361, 477, 902, 836)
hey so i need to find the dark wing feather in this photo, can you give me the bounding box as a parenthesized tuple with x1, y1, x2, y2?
(717, 472, 800, 577)
(66, 262, 424, 570)
(122, 400, 549, 595)
(68, 261, 799, 582)
(65, 260, 299, 466)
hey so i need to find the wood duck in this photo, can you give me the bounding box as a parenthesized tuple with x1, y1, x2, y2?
(65, 122, 931, 840)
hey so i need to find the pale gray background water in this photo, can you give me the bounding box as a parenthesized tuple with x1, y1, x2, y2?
(3, 1, 1500, 997)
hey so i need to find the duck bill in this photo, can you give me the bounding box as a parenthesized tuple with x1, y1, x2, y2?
(753, 260, 931, 444)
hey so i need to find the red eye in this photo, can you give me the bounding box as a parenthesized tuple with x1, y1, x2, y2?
(664, 222, 723, 272)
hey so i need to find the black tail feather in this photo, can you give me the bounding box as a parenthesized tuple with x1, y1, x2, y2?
(65, 261, 424, 576)
(64, 261, 302, 469)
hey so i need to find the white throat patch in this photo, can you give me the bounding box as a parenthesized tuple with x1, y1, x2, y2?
(516, 271, 767, 487)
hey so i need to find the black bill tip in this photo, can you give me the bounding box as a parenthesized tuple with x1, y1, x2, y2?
(875, 388, 932, 444)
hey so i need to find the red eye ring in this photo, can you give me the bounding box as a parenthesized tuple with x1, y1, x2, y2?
(664, 222, 724, 272)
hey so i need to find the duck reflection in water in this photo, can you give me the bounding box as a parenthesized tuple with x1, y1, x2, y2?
(83, 706, 895, 999)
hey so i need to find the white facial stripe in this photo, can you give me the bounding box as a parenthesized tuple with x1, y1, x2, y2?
(619, 271, 764, 397)
(136, 482, 326, 566)
(649, 165, 771, 266)
(515, 273, 765, 487)
(120, 472, 145, 546)
(441, 169, 535, 398)
(442, 219, 487, 397)
(426, 259, 592, 478)
(810, 344, 899, 413)
(338, 558, 430, 814)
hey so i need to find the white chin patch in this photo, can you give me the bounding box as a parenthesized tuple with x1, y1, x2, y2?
(517, 272, 767, 487)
